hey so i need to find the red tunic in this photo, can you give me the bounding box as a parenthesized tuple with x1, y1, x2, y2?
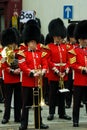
(18, 49, 48, 87)
(68, 47, 87, 86)
(37, 43, 50, 78)
(66, 42, 79, 74)
(47, 43, 69, 81)
(1, 48, 20, 84)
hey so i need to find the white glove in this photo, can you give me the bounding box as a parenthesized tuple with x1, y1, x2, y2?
(52, 67, 59, 74)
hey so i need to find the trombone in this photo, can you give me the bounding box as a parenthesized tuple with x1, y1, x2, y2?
(33, 68, 45, 129)
(38, 72, 45, 106)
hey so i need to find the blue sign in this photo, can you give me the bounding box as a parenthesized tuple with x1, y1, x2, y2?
(63, 5, 73, 19)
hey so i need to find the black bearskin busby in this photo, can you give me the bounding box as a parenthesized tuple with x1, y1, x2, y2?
(26, 19, 38, 26)
(22, 20, 41, 44)
(67, 23, 76, 41)
(1, 27, 19, 47)
(48, 18, 66, 38)
(74, 20, 87, 40)
(45, 33, 54, 45)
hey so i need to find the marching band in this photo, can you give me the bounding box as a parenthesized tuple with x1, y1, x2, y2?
(0, 17, 87, 130)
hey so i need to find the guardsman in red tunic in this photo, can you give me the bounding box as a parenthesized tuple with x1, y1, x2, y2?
(47, 18, 71, 121)
(37, 43, 50, 104)
(65, 23, 78, 108)
(1, 28, 22, 124)
(18, 20, 49, 130)
(68, 20, 87, 127)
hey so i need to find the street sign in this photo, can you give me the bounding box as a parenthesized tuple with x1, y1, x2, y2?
(63, 5, 73, 19)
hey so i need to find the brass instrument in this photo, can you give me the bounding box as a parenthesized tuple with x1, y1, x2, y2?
(58, 45, 69, 93)
(38, 71, 45, 106)
(1, 47, 18, 69)
(59, 74, 69, 93)
(33, 68, 45, 129)
(59, 76, 64, 89)
(31, 49, 46, 129)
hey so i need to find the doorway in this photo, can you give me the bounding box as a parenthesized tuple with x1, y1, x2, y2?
(0, 8, 5, 32)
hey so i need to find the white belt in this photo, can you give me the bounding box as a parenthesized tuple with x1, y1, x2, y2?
(54, 63, 66, 66)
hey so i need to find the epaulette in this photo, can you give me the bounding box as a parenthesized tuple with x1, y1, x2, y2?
(40, 44, 50, 50)
(41, 52, 47, 58)
(19, 43, 26, 49)
(66, 44, 71, 49)
(17, 50, 25, 57)
(20, 43, 26, 47)
(69, 56, 76, 64)
(62, 40, 66, 44)
(68, 49, 76, 55)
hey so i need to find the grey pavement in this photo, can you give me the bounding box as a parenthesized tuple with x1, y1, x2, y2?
(0, 103, 87, 130)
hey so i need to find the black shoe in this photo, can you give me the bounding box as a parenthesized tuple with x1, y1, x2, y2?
(73, 123, 79, 127)
(40, 123, 49, 129)
(19, 125, 27, 130)
(1, 119, 8, 124)
(15, 119, 20, 123)
(59, 114, 71, 120)
(47, 114, 54, 120)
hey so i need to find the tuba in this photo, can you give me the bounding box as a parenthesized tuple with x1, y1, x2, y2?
(1, 47, 18, 69)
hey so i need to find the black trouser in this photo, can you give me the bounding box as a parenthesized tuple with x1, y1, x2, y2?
(43, 77, 49, 103)
(48, 80, 66, 116)
(0, 79, 5, 101)
(3, 82, 22, 121)
(73, 86, 87, 124)
(65, 72, 73, 107)
(21, 87, 42, 128)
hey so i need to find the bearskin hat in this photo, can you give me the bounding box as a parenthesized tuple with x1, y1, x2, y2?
(45, 33, 54, 45)
(1, 27, 19, 47)
(74, 20, 87, 40)
(48, 18, 66, 38)
(26, 19, 38, 26)
(22, 20, 41, 44)
(67, 23, 76, 40)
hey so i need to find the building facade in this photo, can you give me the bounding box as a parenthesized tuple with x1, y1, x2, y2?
(0, 0, 22, 31)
